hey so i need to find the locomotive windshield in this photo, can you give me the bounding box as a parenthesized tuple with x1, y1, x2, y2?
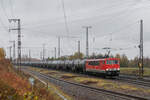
(107, 60, 119, 64)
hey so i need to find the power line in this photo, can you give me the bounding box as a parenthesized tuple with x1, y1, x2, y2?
(0, 17, 8, 32)
(0, 0, 9, 33)
(21, 1, 133, 28)
(0, 0, 9, 19)
(9, 0, 14, 18)
(60, 0, 70, 35)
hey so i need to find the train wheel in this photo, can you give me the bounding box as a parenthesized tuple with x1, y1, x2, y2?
(82, 68, 86, 74)
(71, 66, 76, 72)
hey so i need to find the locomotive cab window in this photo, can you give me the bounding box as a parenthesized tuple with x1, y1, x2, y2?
(88, 61, 100, 66)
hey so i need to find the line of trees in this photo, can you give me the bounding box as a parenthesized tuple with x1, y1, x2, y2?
(114, 54, 150, 68)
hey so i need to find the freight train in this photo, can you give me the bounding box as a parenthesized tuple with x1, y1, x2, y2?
(21, 58, 120, 77)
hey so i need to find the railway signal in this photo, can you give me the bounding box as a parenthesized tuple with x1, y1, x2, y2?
(138, 19, 144, 78)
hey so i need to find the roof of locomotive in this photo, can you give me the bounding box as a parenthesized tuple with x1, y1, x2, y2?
(86, 58, 119, 61)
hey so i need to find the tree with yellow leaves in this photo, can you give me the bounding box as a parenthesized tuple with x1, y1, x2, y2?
(0, 48, 5, 60)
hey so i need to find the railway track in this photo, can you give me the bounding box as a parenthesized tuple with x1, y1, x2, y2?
(119, 74, 150, 82)
(27, 66, 150, 88)
(117, 74, 150, 87)
(39, 66, 150, 87)
(23, 67, 149, 100)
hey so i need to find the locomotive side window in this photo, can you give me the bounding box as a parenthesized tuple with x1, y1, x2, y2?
(114, 60, 118, 64)
(107, 60, 110, 64)
(107, 60, 119, 64)
(102, 61, 105, 64)
(88, 61, 100, 66)
(95, 61, 100, 65)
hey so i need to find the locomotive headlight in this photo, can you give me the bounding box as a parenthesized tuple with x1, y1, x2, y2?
(106, 69, 109, 71)
(117, 68, 120, 70)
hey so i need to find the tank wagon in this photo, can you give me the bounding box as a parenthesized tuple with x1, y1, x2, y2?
(21, 58, 120, 76)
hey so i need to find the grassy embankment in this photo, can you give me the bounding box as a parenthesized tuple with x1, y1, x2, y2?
(30, 67, 150, 97)
(120, 67, 150, 76)
(0, 48, 72, 100)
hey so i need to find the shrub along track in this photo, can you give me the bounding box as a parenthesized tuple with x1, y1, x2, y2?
(22, 67, 149, 100)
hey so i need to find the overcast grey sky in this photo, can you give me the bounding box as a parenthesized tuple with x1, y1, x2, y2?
(0, 0, 150, 59)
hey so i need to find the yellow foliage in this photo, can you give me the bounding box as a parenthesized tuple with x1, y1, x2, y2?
(0, 48, 5, 60)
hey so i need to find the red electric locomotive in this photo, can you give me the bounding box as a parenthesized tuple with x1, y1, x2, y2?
(85, 58, 120, 76)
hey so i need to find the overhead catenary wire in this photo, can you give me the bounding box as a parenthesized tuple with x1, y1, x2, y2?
(0, 0, 9, 19)
(0, 17, 8, 32)
(9, 0, 14, 18)
(59, 0, 78, 55)
(21, 0, 150, 35)
(9, 0, 150, 58)
(91, 3, 150, 37)
(0, 0, 11, 33)
(60, 0, 70, 36)
(21, 1, 133, 28)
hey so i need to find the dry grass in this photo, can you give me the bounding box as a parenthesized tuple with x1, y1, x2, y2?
(120, 67, 150, 76)
(47, 82, 73, 100)
(61, 73, 79, 79)
(0, 79, 23, 100)
(0, 60, 31, 100)
(73, 76, 150, 95)
(30, 67, 150, 96)
(32, 79, 65, 100)
(28, 67, 73, 100)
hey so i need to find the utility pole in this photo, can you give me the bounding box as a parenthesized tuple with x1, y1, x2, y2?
(9, 46, 12, 61)
(42, 44, 46, 61)
(54, 47, 56, 59)
(29, 49, 31, 63)
(9, 19, 21, 71)
(138, 19, 144, 78)
(58, 37, 60, 58)
(83, 26, 92, 58)
(9, 40, 15, 63)
(40, 51, 42, 60)
(78, 41, 80, 59)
